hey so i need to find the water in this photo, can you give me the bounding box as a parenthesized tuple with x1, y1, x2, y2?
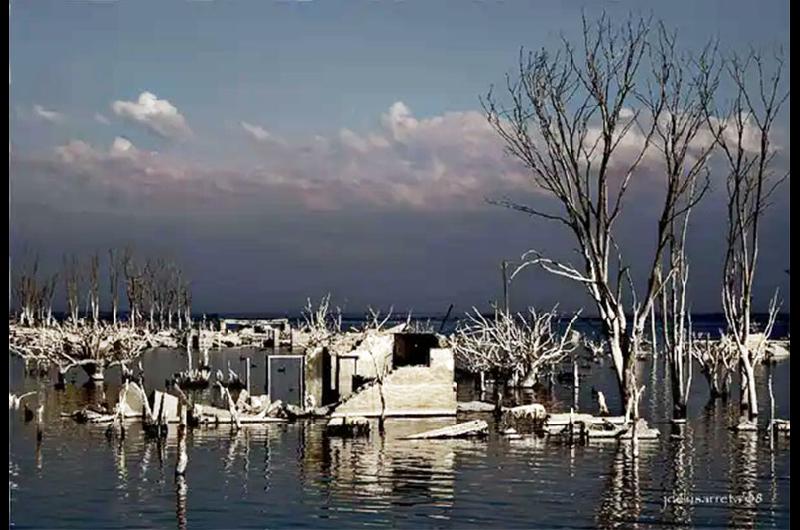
(9, 343, 790, 529)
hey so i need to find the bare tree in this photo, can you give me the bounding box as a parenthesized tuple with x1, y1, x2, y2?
(640, 24, 719, 421)
(87, 253, 101, 327)
(712, 49, 788, 420)
(452, 305, 579, 396)
(122, 248, 143, 328)
(108, 248, 123, 326)
(12, 254, 42, 326)
(482, 15, 714, 414)
(300, 293, 343, 348)
(692, 332, 737, 399)
(63, 255, 82, 325)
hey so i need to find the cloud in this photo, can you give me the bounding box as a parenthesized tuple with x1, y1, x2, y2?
(94, 113, 110, 125)
(11, 100, 780, 217)
(33, 104, 64, 123)
(240, 121, 284, 145)
(111, 91, 192, 139)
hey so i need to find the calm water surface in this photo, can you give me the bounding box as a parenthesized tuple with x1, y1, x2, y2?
(8, 342, 791, 529)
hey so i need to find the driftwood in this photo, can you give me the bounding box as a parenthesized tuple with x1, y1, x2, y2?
(403, 420, 489, 440)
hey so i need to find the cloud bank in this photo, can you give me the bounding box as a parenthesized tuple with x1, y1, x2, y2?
(111, 91, 192, 140)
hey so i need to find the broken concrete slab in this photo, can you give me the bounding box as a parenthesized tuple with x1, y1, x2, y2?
(403, 419, 488, 440)
(325, 416, 370, 437)
(457, 401, 496, 413)
(117, 381, 148, 418)
(151, 390, 180, 424)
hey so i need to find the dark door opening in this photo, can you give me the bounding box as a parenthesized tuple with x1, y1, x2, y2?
(268, 355, 304, 407)
(392, 333, 439, 367)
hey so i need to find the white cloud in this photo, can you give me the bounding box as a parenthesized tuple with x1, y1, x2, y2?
(94, 113, 110, 125)
(111, 91, 192, 139)
(33, 104, 64, 123)
(240, 121, 285, 145)
(110, 136, 135, 157)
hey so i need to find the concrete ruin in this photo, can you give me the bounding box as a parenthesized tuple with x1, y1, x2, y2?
(330, 347, 457, 418)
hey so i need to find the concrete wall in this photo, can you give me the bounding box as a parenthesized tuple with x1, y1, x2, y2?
(331, 348, 456, 417)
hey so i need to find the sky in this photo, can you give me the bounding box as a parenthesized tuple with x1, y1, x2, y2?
(9, 0, 790, 316)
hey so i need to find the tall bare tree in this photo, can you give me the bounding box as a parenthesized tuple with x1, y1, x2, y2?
(712, 50, 788, 420)
(108, 248, 123, 326)
(63, 254, 82, 325)
(482, 15, 714, 414)
(640, 24, 719, 421)
(87, 253, 101, 327)
(122, 247, 143, 328)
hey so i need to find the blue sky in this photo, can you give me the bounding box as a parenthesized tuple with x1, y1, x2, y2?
(9, 0, 791, 314)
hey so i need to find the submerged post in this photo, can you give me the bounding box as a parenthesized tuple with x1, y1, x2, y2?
(176, 403, 188, 477)
(35, 404, 44, 442)
(245, 361, 251, 395)
(572, 360, 579, 411)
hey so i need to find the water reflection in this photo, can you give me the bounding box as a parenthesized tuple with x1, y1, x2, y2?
(596, 441, 655, 528)
(728, 431, 760, 529)
(8, 350, 792, 529)
(664, 423, 695, 526)
(300, 419, 467, 516)
(175, 475, 188, 530)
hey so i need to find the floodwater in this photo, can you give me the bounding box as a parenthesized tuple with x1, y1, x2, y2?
(8, 330, 791, 529)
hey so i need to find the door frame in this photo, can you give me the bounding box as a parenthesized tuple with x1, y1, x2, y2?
(267, 354, 305, 406)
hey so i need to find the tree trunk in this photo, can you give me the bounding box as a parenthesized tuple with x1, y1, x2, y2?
(742, 359, 758, 419)
(670, 360, 688, 420)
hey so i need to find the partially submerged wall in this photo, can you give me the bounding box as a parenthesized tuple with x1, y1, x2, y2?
(331, 348, 456, 417)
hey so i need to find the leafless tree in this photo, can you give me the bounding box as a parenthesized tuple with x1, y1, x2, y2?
(692, 332, 737, 399)
(108, 248, 123, 326)
(122, 248, 143, 328)
(11, 255, 49, 327)
(482, 15, 716, 414)
(300, 293, 343, 348)
(9, 320, 152, 384)
(712, 49, 789, 420)
(639, 24, 720, 421)
(452, 305, 580, 392)
(87, 253, 101, 327)
(63, 255, 82, 325)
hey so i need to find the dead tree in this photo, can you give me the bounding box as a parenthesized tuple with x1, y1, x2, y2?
(712, 50, 788, 420)
(300, 294, 343, 348)
(640, 25, 719, 421)
(482, 15, 712, 414)
(108, 248, 123, 326)
(182, 281, 192, 329)
(63, 255, 82, 325)
(452, 305, 580, 398)
(87, 253, 101, 327)
(12, 255, 54, 327)
(122, 248, 142, 328)
(692, 332, 737, 399)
